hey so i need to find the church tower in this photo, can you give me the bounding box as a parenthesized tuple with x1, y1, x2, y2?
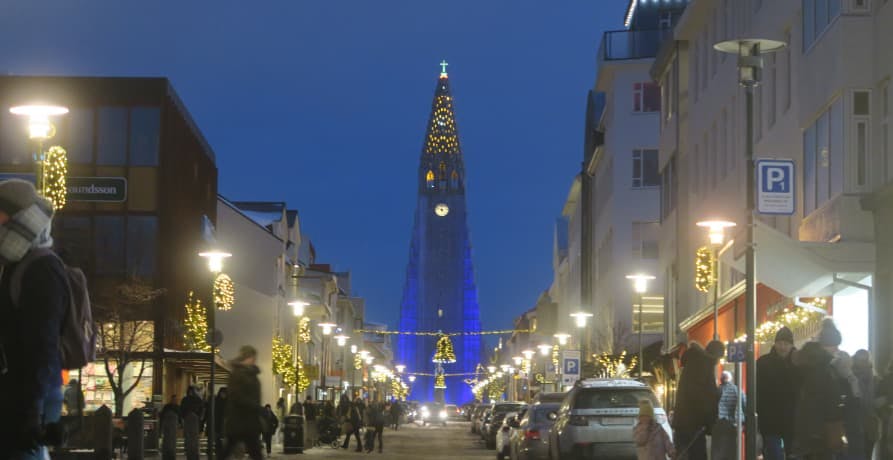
(397, 62, 482, 404)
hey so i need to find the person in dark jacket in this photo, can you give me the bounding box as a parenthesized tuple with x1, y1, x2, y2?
(261, 404, 279, 456)
(220, 345, 264, 460)
(757, 326, 798, 460)
(791, 339, 845, 459)
(160, 395, 180, 460)
(671, 340, 723, 460)
(210, 387, 228, 454)
(341, 396, 364, 451)
(852, 350, 879, 459)
(390, 401, 403, 430)
(63, 379, 85, 417)
(0, 179, 69, 459)
(366, 402, 386, 453)
(180, 386, 204, 423)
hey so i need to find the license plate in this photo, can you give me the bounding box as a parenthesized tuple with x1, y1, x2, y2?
(601, 417, 634, 425)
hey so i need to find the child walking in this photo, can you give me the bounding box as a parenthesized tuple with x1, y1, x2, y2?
(634, 399, 676, 460)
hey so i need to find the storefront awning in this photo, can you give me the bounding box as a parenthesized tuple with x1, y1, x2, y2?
(162, 349, 231, 385)
(721, 220, 874, 297)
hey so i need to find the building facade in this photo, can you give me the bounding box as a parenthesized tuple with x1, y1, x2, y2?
(397, 66, 482, 404)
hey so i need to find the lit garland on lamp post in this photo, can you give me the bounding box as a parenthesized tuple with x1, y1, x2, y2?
(213, 273, 235, 311)
(298, 317, 311, 343)
(694, 246, 715, 293)
(43, 146, 67, 209)
(183, 291, 210, 351)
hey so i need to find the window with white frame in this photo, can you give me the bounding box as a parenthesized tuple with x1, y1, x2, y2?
(632, 149, 660, 188)
(632, 221, 660, 260)
(633, 82, 661, 112)
(803, 0, 842, 52)
(853, 90, 871, 187)
(632, 295, 665, 334)
(803, 97, 845, 215)
(661, 156, 677, 220)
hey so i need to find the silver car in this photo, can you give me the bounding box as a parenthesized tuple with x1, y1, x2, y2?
(548, 379, 671, 460)
(509, 402, 561, 460)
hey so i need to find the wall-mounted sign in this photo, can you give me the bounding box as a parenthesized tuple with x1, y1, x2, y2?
(67, 177, 127, 202)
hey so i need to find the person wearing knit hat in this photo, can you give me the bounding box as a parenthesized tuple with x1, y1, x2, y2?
(638, 398, 655, 419)
(634, 398, 675, 459)
(818, 317, 843, 351)
(0, 178, 70, 456)
(756, 325, 798, 460)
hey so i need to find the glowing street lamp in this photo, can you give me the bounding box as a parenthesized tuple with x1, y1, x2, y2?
(553, 333, 571, 346)
(697, 220, 737, 247)
(570, 312, 592, 329)
(537, 344, 552, 357)
(359, 350, 370, 359)
(487, 365, 497, 374)
(395, 364, 406, 374)
(500, 364, 510, 372)
(199, 250, 232, 274)
(697, 219, 736, 341)
(521, 349, 535, 360)
(334, 335, 349, 347)
(10, 105, 69, 140)
(626, 274, 656, 379)
(365, 356, 374, 365)
(512, 356, 523, 366)
(408, 375, 416, 383)
(289, 300, 309, 317)
(318, 322, 336, 336)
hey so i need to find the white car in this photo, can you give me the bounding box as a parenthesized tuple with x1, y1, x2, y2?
(419, 402, 448, 426)
(495, 411, 522, 460)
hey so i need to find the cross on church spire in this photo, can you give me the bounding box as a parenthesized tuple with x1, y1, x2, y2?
(440, 60, 449, 77)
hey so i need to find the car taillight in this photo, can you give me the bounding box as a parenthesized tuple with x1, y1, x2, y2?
(524, 430, 540, 440)
(569, 415, 588, 426)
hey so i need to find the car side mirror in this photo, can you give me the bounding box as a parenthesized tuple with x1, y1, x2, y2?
(547, 411, 558, 421)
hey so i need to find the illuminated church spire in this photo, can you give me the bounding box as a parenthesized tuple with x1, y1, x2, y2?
(420, 61, 465, 193)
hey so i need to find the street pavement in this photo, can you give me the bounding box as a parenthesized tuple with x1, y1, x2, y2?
(272, 421, 492, 460)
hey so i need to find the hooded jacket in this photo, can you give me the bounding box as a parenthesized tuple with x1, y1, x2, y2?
(224, 363, 262, 436)
(791, 342, 844, 456)
(672, 343, 720, 433)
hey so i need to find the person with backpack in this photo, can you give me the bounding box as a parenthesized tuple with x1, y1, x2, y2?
(0, 179, 81, 458)
(261, 404, 279, 456)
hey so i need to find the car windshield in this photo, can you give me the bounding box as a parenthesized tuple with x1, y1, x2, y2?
(574, 389, 659, 409)
(532, 404, 561, 423)
(494, 403, 524, 414)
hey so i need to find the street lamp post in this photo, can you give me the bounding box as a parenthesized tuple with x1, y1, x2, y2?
(715, 37, 786, 460)
(697, 220, 737, 340)
(198, 249, 232, 460)
(626, 274, 655, 379)
(318, 323, 336, 397)
(521, 349, 534, 401)
(334, 334, 349, 393)
(9, 104, 69, 198)
(569, 312, 593, 358)
(289, 300, 308, 400)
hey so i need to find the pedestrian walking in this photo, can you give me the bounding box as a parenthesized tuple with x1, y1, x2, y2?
(0, 179, 70, 458)
(711, 371, 744, 460)
(180, 386, 204, 427)
(757, 326, 798, 460)
(341, 396, 364, 451)
(365, 402, 386, 453)
(304, 395, 319, 447)
(220, 345, 265, 460)
(63, 378, 86, 417)
(634, 399, 675, 460)
(831, 350, 867, 459)
(183, 410, 200, 460)
(792, 333, 846, 459)
(160, 396, 179, 460)
(671, 340, 724, 460)
(852, 349, 879, 459)
(210, 387, 228, 455)
(261, 404, 279, 456)
(390, 401, 403, 430)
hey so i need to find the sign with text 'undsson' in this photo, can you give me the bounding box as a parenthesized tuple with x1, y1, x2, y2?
(67, 177, 127, 202)
(561, 350, 581, 386)
(756, 159, 795, 215)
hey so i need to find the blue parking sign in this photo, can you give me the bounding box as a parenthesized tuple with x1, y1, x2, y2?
(756, 159, 795, 215)
(727, 342, 746, 363)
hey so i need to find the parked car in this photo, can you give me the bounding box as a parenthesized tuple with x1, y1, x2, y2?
(462, 402, 477, 420)
(531, 392, 567, 404)
(548, 379, 671, 460)
(419, 402, 448, 426)
(509, 402, 561, 460)
(496, 411, 523, 460)
(445, 404, 463, 420)
(485, 402, 527, 449)
(480, 408, 493, 440)
(472, 405, 489, 434)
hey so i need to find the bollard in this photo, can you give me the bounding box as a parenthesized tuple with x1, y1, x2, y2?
(93, 405, 113, 460)
(126, 408, 145, 460)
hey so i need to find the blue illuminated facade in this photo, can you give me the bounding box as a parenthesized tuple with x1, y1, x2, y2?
(397, 67, 481, 404)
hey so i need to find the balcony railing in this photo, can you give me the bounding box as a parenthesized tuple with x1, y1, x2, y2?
(602, 28, 673, 61)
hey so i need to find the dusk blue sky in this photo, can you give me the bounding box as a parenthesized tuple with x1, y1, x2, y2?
(1, 1, 627, 331)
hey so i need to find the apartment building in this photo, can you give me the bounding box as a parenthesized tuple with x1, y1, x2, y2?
(652, 0, 889, 367)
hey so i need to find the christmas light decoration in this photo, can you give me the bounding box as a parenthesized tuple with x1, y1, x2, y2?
(357, 328, 529, 336)
(434, 373, 446, 389)
(695, 246, 715, 293)
(298, 317, 311, 343)
(43, 146, 67, 209)
(272, 336, 293, 377)
(183, 291, 210, 352)
(593, 351, 637, 379)
(294, 355, 310, 392)
(213, 273, 235, 311)
(354, 353, 363, 370)
(552, 344, 560, 369)
(432, 335, 457, 363)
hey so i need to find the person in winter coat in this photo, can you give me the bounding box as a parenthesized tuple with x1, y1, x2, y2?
(672, 340, 724, 460)
(831, 351, 867, 459)
(634, 399, 675, 460)
(180, 386, 204, 426)
(304, 395, 318, 448)
(220, 345, 264, 460)
(0, 180, 69, 459)
(791, 339, 845, 460)
(340, 396, 364, 451)
(712, 371, 744, 460)
(390, 401, 403, 430)
(63, 379, 85, 417)
(160, 395, 180, 460)
(852, 349, 879, 459)
(757, 326, 798, 460)
(366, 402, 386, 453)
(209, 387, 228, 457)
(261, 404, 279, 456)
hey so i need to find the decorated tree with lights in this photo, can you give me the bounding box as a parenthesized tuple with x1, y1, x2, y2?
(183, 291, 210, 352)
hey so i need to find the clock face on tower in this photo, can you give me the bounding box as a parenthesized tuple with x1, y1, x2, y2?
(434, 203, 450, 217)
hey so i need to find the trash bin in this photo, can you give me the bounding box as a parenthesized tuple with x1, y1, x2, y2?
(282, 415, 305, 454)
